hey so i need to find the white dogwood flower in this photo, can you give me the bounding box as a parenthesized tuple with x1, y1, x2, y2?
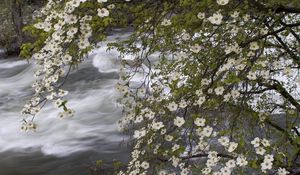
(174, 116, 185, 127)
(217, 0, 229, 5)
(191, 44, 202, 53)
(197, 12, 205, 19)
(161, 19, 171, 26)
(277, 167, 289, 175)
(167, 102, 178, 111)
(208, 13, 223, 25)
(194, 118, 206, 127)
(97, 8, 109, 17)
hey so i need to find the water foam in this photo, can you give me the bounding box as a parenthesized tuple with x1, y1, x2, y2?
(0, 45, 125, 157)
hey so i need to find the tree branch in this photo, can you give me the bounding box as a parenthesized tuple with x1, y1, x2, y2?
(257, 79, 300, 112)
(249, 1, 300, 14)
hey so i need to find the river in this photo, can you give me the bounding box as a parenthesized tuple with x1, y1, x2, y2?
(0, 35, 131, 175)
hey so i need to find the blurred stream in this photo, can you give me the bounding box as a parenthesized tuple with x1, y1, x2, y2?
(0, 35, 130, 175)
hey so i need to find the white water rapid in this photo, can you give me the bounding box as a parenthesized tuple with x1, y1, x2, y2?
(0, 34, 131, 175)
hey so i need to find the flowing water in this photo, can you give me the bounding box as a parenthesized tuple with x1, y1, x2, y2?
(2, 32, 298, 175)
(0, 35, 131, 175)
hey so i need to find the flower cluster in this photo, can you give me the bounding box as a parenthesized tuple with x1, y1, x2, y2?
(21, 0, 112, 131)
(23, 0, 300, 174)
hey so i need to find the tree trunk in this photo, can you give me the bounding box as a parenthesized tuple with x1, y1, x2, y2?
(9, 0, 23, 55)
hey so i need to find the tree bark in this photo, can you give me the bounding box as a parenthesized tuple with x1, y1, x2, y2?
(10, 0, 23, 55)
